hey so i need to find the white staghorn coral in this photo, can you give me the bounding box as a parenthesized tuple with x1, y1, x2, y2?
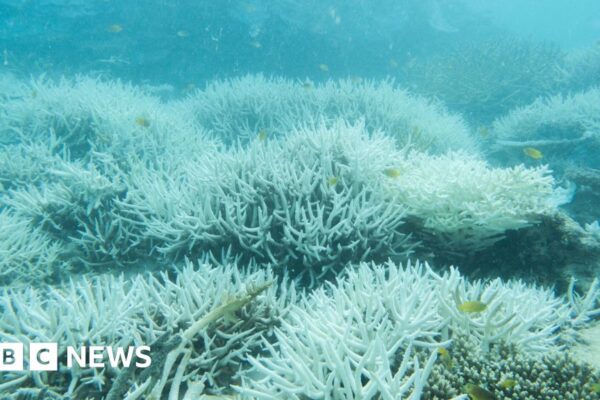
(0, 75, 219, 166)
(0, 209, 67, 285)
(237, 260, 599, 399)
(0, 259, 597, 398)
(0, 260, 288, 398)
(0, 74, 564, 287)
(432, 267, 571, 353)
(491, 88, 600, 164)
(116, 121, 416, 283)
(1, 113, 559, 283)
(383, 151, 557, 252)
(237, 261, 444, 400)
(178, 74, 477, 154)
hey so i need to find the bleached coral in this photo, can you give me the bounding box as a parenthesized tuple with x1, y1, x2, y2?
(560, 44, 600, 90)
(3, 159, 133, 271)
(0, 209, 67, 285)
(384, 151, 557, 251)
(0, 260, 288, 398)
(0, 115, 560, 284)
(0, 75, 219, 166)
(492, 88, 600, 164)
(238, 260, 599, 399)
(117, 121, 415, 283)
(0, 74, 563, 286)
(432, 266, 573, 353)
(1, 258, 596, 399)
(178, 74, 477, 154)
(238, 261, 443, 399)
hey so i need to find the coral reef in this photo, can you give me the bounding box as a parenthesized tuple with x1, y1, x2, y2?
(0, 261, 289, 398)
(447, 212, 600, 290)
(571, 321, 600, 371)
(563, 167, 600, 224)
(0, 209, 67, 286)
(383, 151, 557, 253)
(491, 87, 600, 170)
(401, 38, 564, 123)
(1, 73, 598, 399)
(1, 116, 558, 285)
(238, 261, 599, 399)
(560, 43, 600, 91)
(117, 122, 416, 283)
(423, 335, 600, 400)
(178, 74, 477, 154)
(0, 258, 597, 398)
(0, 75, 219, 166)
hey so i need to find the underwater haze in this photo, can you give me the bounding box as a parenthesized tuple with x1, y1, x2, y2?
(1, 0, 600, 399)
(2, 0, 600, 85)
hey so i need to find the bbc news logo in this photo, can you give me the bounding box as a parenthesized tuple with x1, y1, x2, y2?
(0, 343, 151, 371)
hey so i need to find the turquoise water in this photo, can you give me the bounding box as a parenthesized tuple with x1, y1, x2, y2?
(1, 1, 600, 399)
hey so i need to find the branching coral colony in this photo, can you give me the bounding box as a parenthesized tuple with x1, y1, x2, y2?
(0, 261, 597, 398)
(0, 74, 599, 399)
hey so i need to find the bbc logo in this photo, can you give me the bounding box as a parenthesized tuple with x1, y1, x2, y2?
(0, 343, 58, 371)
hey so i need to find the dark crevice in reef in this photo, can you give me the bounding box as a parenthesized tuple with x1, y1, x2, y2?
(431, 211, 600, 293)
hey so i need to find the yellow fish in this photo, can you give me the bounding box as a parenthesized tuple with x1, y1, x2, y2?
(478, 126, 489, 138)
(437, 347, 453, 369)
(523, 147, 543, 160)
(135, 116, 150, 128)
(327, 176, 338, 186)
(182, 83, 196, 94)
(319, 63, 329, 72)
(176, 30, 190, 38)
(389, 58, 399, 68)
(258, 129, 268, 141)
(464, 384, 495, 400)
(458, 300, 487, 313)
(498, 379, 517, 389)
(591, 383, 600, 393)
(107, 24, 123, 33)
(249, 40, 262, 48)
(383, 168, 401, 178)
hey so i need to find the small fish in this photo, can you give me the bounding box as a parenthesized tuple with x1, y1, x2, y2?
(319, 63, 329, 72)
(302, 82, 313, 89)
(244, 3, 257, 13)
(458, 300, 487, 313)
(176, 30, 190, 38)
(411, 126, 423, 139)
(591, 383, 600, 393)
(523, 147, 543, 160)
(328, 7, 341, 24)
(327, 176, 338, 186)
(249, 40, 262, 48)
(349, 75, 362, 84)
(478, 126, 489, 138)
(498, 379, 517, 389)
(437, 347, 453, 369)
(182, 83, 196, 94)
(258, 129, 268, 141)
(31, 90, 37, 99)
(107, 24, 123, 33)
(383, 168, 401, 178)
(135, 116, 150, 128)
(389, 58, 399, 68)
(464, 383, 495, 400)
